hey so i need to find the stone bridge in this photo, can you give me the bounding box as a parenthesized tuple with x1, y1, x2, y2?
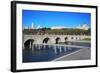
(23, 34, 90, 49)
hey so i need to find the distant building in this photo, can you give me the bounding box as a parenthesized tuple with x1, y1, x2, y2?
(37, 24, 42, 29)
(77, 24, 89, 30)
(31, 22, 35, 29)
(23, 22, 43, 30)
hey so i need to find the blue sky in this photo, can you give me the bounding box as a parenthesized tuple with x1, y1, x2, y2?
(22, 10, 91, 28)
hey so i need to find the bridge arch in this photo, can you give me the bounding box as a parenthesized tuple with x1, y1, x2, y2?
(71, 37, 74, 40)
(43, 37, 51, 44)
(65, 37, 68, 42)
(75, 37, 77, 40)
(55, 37, 61, 44)
(24, 39, 34, 49)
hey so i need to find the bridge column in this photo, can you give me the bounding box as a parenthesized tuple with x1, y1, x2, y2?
(64, 46, 67, 52)
(67, 42, 71, 50)
(61, 38, 65, 43)
(22, 43, 24, 50)
(38, 44, 41, 50)
(51, 38, 55, 44)
(59, 46, 62, 53)
(29, 41, 32, 49)
(54, 45, 57, 54)
(32, 43, 34, 51)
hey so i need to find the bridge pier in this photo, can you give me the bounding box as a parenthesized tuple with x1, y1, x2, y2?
(54, 45, 57, 54)
(37, 44, 40, 50)
(32, 44, 34, 52)
(59, 46, 62, 53)
(29, 41, 31, 49)
(64, 46, 67, 52)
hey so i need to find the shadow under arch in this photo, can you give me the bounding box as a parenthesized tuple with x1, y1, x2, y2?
(65, 37, 68, 41)
(71, 37, 74, 40)
(24, 39, 34, 50)
(43, 37, 50, 44)
(55, 37, 61, 44)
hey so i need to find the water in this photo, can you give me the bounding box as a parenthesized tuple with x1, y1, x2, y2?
(23, 42, 90, 63)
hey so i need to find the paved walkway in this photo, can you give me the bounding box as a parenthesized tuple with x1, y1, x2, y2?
(53, 48, 91, 61)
